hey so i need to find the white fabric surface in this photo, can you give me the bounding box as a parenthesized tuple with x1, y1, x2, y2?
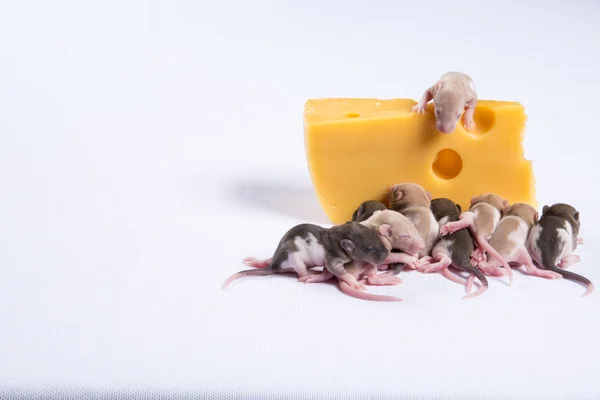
(1, 0, 600, 399)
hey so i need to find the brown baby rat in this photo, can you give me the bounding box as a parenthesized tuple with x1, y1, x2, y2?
(474, 203, 562, 282)
(526, 203, 593, 296)
(420, 198, 488, 299)
(222, 221, 390, 290)
(440, 193, 514, 285)
(351, 200, 388, 223)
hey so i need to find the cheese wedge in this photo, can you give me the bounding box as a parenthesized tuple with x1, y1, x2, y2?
(304, 98, 536, 225)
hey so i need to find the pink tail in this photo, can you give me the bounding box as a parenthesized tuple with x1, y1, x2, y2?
(339, 281, 403, 302)
(462, 283, 488, 299)
(476, 235, 513, 286)
(440, 268, 468, 286)
(243, 256, 272, 269)
(584, 283, 594, 297)
(222, 269, 276, 289)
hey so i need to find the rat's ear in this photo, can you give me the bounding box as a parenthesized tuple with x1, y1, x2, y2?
(534, 212, 539, 223)
(378, 224, 393, 238)
(470, 196, 477, 205)
(574, 211, 580, 221)
(340, 239, 355, 253)
(456, 204, 462, 213)
(425, 190, 433, 201)
(390, 186, 404, 202)
(502, 199, 510, 213)
(542, 205, 549, 214)
(435, 81, 443, 91)
(352, 204, 364, 221)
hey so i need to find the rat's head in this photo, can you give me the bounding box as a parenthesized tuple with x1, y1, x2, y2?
(388, 183, 432, 209)
(430, 198, 462, 220)
(503, 203, 539, 227)
(434, 89, 464, 134)
(337, 222, 389, 265)
(375, 212, 425, 256)
(470, 193, 509, 213)
(351, 200, 387, 223)
(542, 203, 580, 230)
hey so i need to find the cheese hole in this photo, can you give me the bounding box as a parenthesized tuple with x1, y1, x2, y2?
(466, 106, 495, 136)
(345, 112, 360, 118)
(432, 149, 463, 180)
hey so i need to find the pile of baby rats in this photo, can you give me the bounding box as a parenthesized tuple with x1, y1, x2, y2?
(222, 182, 592, 302)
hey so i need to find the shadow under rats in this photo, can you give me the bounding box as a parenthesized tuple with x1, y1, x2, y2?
(229, 179, 330, 225)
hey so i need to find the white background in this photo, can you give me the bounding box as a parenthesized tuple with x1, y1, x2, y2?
(1, 0, 599, 399)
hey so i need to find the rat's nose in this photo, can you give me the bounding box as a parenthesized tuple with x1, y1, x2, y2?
(437, 124, 454, 134)
(377, 250, 388, 264)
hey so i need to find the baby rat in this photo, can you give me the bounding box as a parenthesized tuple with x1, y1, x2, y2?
(412, 71, 477, 134)
(475, 203, 562, 282)
(388, 183, 439, 264)
(526, 203, 593, 296)
(306, 206, 425, 281)
(351, 200, 388, 223)
(421, 198, 488, 299)
(360, 208, 426, 271)
(222, 222, 390, 290)
(440, 193, 513, 284)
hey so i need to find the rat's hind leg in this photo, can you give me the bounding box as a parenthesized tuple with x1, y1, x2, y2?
(518, 248, 562, 279)
(287, 254, 318, 281)
(243, 256, 272, 269)
(559, 254, 581, 269)
(440, 212, 474, 236)
(423, 250, 452, 274)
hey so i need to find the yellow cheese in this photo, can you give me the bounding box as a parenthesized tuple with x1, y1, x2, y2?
(304, 98, 536, 225)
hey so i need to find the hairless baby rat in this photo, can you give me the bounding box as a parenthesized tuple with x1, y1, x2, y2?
(351, 200, 388, 223)
(474, 203, 562, 283)
(412, 71, 477, 134)
(440, 193, 513, 284)
(222, 222, 390, 290)
(526, 203, 593, 296)
(388, 183, 439, 265)
(420, 198, 488, 299)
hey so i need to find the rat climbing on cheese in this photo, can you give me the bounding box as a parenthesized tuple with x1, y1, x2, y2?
(304, 98, 536, 225)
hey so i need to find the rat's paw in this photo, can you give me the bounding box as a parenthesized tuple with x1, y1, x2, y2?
(542, 271, 563, 279)
(242, 256, 259, 265)
(404, 256, 420, 270)
(464, 119, 475, 131)
(577, 237, 584, 245)
(470, 249, 484, 263)
(298, 272, 326, 283)
(412, 103, 426, 114)
(439, 223, 458, 236)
